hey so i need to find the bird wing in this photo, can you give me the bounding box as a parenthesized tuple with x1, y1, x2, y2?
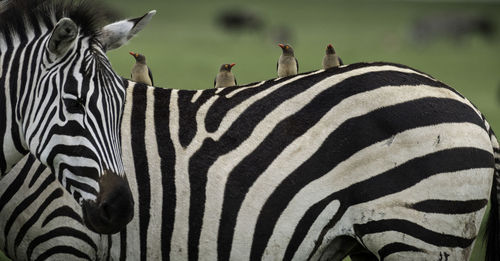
(148, 67, 154, 85)
(338, 57, 344, 66)
(276, 60, 279, 71)
(295, 57, 299, 73)
(234, 77, 237, 86)
(214, 77, 217, 87)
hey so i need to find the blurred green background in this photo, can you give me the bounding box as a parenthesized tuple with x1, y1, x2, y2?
(106, 0, 500, 134)
(1, 0, 499, 260)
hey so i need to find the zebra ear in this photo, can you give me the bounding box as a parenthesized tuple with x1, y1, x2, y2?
(98, 10, 156, 51)
(47, 18, 78, 58)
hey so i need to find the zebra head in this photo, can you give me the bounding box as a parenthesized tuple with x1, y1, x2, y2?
(0, 1, 156, 234)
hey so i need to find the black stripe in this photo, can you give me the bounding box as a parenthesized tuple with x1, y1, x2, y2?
(205, 76, 305, 134)
(177, 89, 214, 147)
(107, 235, 112, 261)
(0, 155, 34, 213)
(27, 227, 97, 260)
(410, 199, 488, 214)
(206, 70, 336, 135)
(378, 242, 423, 261)
(120, 229, 127, 261)
(8, 25, 29, 156)
(14, 188, 64, 250)
(285, 206, 346, 261)
(19, 21, 44, 125)
(285, 148, 493, 260)
(57, 163, 100, 183)
(353, 219, 474, 248)
(0, 32, 13, 175)
(34, 246, 92, 261)
(42, 206, 83, 227)
(130, 84, 150, 261)
(64, 177, 99, 198)
(247, 97, 485, 260)
(28, 163, 47, 188)
(16, 26, 38, 121)
(154, 87, 176, 261)
(4, 172, 55, 252)
(28, 82, 58, 146)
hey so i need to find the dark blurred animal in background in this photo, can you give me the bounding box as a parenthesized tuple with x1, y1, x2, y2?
(269, 25, 294, 45)
(412, 13, 496, 44)
(216, 8, 264, 33)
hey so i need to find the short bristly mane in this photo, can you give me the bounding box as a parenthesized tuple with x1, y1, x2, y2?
(0, 0, 118, 39)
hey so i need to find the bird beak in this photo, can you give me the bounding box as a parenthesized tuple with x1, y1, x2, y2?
(129, 51, 136, 57)
(327, 44, 333, 49)
(278, 44, 285, 49)
(230, 63, 236, 68)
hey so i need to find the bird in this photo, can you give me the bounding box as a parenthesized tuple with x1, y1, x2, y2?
(214, 63, 237, 88)
(129, 51, 153, 85)
(277, 43, 298, 77)
(322, 44, 343, 69)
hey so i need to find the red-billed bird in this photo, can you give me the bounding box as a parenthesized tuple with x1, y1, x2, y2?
(129, 51, 153, 85)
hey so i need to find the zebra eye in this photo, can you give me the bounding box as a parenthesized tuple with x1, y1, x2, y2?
(64, 97, 85, 113)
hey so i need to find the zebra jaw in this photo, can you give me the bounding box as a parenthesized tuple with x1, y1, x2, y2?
(81, 170, 134, 234)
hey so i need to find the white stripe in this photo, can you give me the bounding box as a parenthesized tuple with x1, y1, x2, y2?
(190, 90, 203, 103)
(222, 80, 265, 98)
(169, 90, 190, 260)
(145, 86, 163, 260)
(120, 85, 141, 260)
(286, 200, 340, 261)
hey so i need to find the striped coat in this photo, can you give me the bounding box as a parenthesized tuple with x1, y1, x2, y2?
(1, 63, 499, 260)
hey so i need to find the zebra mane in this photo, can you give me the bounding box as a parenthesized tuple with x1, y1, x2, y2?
(0, 0, 119, 39)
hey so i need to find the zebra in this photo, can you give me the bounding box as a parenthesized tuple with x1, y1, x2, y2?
(0, 154, 102, 261)
(0, 0, 157, 234)
(1, 62, 499, 260)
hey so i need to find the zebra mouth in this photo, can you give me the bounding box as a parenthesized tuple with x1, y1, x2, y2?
(82, 171, 134, 234)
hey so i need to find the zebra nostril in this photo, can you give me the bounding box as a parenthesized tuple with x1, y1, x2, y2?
(99, 201, 111, 221)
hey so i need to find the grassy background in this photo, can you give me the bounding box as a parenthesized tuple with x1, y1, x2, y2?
(105, 0, 500, 133)
(1, 0, 499, 260)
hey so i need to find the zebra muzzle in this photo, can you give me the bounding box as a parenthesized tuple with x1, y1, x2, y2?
(82, 170, 134, 234)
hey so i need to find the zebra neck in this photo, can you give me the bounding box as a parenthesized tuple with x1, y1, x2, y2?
(0, 38, 33, 176)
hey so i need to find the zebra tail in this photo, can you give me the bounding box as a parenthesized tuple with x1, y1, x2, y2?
(486, 121, 500, 261)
